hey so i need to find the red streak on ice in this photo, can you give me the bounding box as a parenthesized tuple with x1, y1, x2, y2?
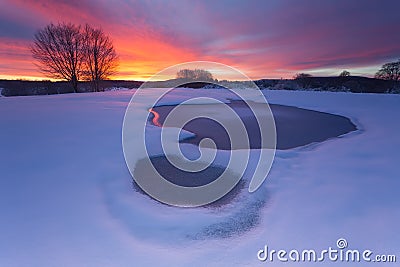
(149, 108, 162, 127)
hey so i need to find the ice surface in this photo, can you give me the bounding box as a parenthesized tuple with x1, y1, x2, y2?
(0, 89, 399, 266)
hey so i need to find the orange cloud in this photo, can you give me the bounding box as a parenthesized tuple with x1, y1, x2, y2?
(1, 0, 203, 80)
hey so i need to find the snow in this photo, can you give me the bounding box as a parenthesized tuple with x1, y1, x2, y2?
(105, 87, 132, 91)
(0, 89, 399, 266)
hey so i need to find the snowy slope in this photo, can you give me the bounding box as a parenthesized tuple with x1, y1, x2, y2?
(0, 89, 399, 266)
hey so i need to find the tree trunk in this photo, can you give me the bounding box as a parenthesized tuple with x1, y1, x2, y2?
(93, 79, 99, 92)
(71, 75, 78, 93)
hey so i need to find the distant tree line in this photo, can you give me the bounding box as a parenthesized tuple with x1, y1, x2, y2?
(31, 22, 118, 92)
(293, 73, 313, 87)
(293, 58, 400, 84)
(294, 70, 351, 79)
(0, 80, 142, 96)
(176, 69, 215, 82)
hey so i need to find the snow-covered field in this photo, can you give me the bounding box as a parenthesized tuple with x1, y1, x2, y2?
(0, 89, 399, 266)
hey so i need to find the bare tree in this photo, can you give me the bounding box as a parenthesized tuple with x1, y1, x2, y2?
(83, 24, 118, 92)
(176, 69, 214, 81)
(31, 22, 118, 93)
(375, 60, 400, 81)
(339, 70, 350, 77)
(31, 23, 84, 93)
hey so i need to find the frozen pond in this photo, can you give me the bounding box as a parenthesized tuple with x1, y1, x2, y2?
(149, 100, 357, 150)
(135, 100, 357, 207)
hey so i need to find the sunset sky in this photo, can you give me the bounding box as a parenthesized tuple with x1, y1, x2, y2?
(1, 0, 399, 81)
